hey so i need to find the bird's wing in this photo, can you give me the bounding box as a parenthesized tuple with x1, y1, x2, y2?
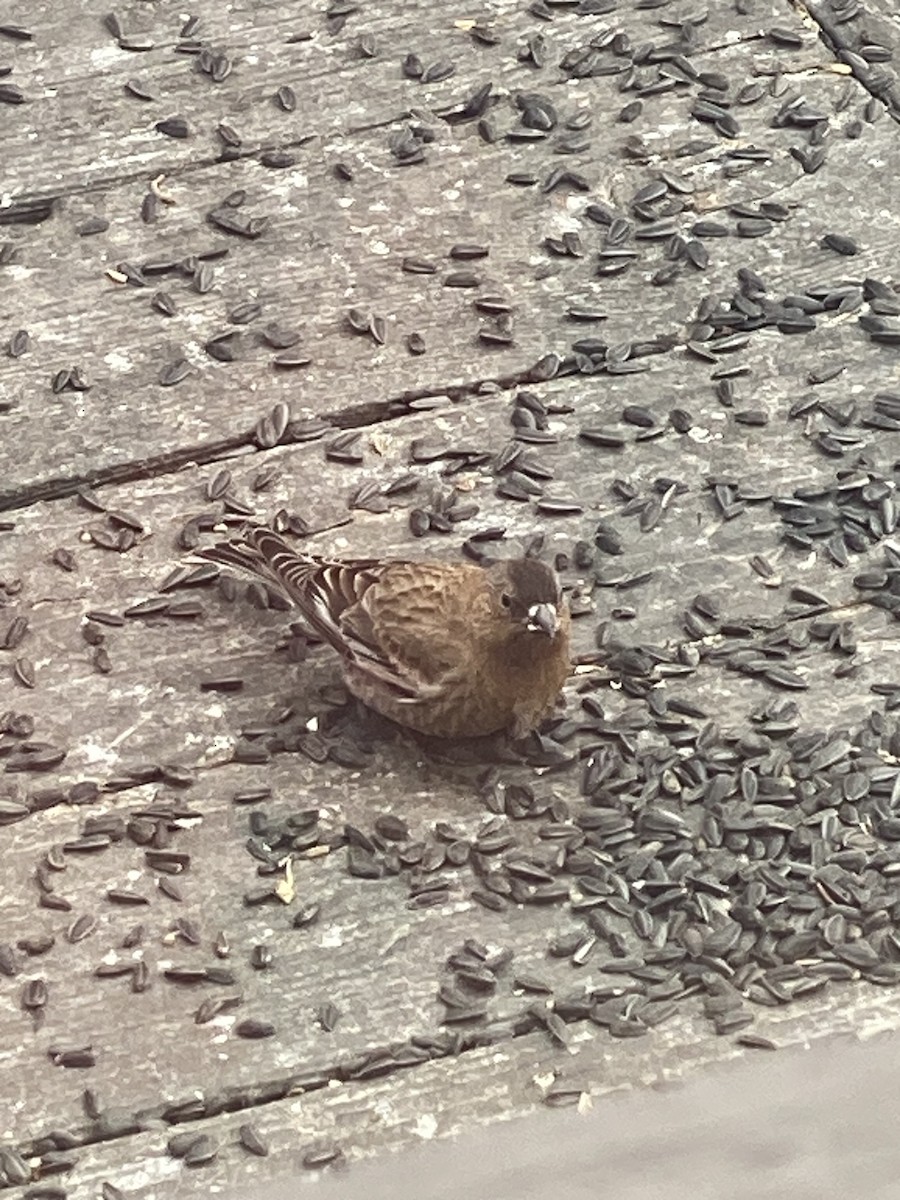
(197, 529, 470, 702)
(199, 527, 386, 639)
(339, 561, 473, 702)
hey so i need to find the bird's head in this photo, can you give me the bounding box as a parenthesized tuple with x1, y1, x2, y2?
(486, 558, 564, 638)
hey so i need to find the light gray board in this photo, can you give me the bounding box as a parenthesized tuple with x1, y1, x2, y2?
(1, 345, 896, 790)
(4, 993, 900, 1200)
(252, 1021, 900, 1200)
(3, 5, 898, 499)
(806, 0, 900, 119)
(2, 1, 900, 1195)
(0, 355, 896, 1143)
(0, 1, 827, 202)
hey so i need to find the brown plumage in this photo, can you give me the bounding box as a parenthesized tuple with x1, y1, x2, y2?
(198, 528, 571, 739)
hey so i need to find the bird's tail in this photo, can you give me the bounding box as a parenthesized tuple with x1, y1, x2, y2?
(195, 526, 316, 606)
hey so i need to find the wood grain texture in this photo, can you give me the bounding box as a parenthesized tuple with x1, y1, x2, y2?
(2, 0, 896, 497)
(2, 0, 900, 1194)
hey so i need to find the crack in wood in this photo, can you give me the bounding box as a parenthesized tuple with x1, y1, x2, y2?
(3, 1011, 556, 1177)
(798, 1, 900, 120)
(0, 197, 55, 226)
(0, 339, 678, 514)
(2, 132, 320, 210)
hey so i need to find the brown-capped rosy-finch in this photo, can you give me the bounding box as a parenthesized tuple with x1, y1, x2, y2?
(199, 528, 570, 739)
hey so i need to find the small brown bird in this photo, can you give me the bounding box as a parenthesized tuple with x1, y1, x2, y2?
(199, 528, 570, 739)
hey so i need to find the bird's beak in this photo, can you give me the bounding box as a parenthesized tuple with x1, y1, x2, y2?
(527, 602, 559, 637)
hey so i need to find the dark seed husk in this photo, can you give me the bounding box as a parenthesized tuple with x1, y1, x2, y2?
(159, 358, 191, 387)
(22, 977, 48, 1009)
(50, 1046, 97, 1068)
(238, 1123, 269, 1156)
(156, 116, 190, 138)
(317, 1001, 341, 1031)
(302, 1143, 343, 1169)
(292, 903, 321, 928)
(184, 1135, 218, 1167)
(13, 656, 35, 688)
(106, 889, 150, 906)
(66, 915, 96, 944)
(235, 1018, 275, 1039)
(821, 234, 859, 255)
(275, 84, 296, 111)
(8, 328, 30, 356)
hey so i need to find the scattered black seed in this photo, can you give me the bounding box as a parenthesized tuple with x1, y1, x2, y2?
(768, 27, 802, 49)
(19, 935, 55, 956)
(235, 1018, 275, 1039)
(156, 117, 190, 138)
(449, 243, 488, 260)
(183, 1136, 218, 1167)
(106, 889, 150, 906)
(158, 876, 183, 901)
(260, 149, 296, 169)
(49, 1046, 97, 1068)
(821, 232, 859, 256)
(275, 84, 297, 111)
(444, 271, 480, 288)
(13, 656, 35, 688)
(124, 78, 155, 100)
(317, 1001, 341, 1031)
(292, 903, 321, 928)
(22, 977, 47, 1009)
(159, 358, 191, 386)
(579, 428, 625, 449)
(238, 1123, 269, 1157)
(2, 614, 28, 649)
(302, 1143, 343, 1169)
(66, 915, 96, 944)
(249, 943, 273, 970)
(120, 35, 154, 51)
(736, 1032, 777, 1051)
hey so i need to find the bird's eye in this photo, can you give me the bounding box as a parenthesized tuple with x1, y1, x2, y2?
(500, 592, 512, 608)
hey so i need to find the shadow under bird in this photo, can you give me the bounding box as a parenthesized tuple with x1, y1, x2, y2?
(198, 528, 571, 739)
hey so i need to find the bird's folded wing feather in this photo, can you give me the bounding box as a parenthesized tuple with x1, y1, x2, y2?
(198, 529, 464, 704)
(340, 563, 469, 703)
(199, 529, 384, 634)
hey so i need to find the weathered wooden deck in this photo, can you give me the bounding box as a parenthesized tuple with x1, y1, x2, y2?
(2, 0, 900, 1195)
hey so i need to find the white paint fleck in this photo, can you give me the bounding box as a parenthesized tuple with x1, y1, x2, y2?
(89, 46, 127, 70)
(687, 427, 716, 444)
(414, 1113, 438, 1139)
(81, 741, 122, 767)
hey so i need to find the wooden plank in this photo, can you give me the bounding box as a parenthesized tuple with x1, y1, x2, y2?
(1, 1, 826, 201)
(3, 988, 900, 1199)
(0, 335, 897, 1145)
(806, 0, 900, 119)
(1, 326, 896, 788)
(3, 4, 897, 500)
(2, 1, 900, 1194)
